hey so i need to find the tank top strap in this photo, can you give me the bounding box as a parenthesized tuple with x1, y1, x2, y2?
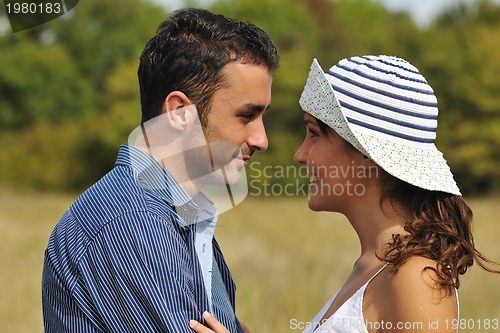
(365, 263, 389, 286)
(455, 288, 460, 333)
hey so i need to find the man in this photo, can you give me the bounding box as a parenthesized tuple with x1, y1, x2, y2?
(42, 8, 279, 333)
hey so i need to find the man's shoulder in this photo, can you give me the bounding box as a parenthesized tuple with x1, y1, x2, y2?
(67, 164, 179, 240)
(57, 154, 185, 236)
(72, 166, 145, 222)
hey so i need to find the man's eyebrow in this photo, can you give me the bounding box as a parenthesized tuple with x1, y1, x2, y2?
(238, 103, 271, 113)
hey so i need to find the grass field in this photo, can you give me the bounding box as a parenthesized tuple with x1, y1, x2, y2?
(1, 187, 499, 333)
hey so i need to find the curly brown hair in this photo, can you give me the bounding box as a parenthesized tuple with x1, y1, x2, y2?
(314, 117, 498, 295)
(379, 175, 499, 296)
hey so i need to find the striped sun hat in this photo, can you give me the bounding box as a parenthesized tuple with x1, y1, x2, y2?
(299, 56, 461, 195)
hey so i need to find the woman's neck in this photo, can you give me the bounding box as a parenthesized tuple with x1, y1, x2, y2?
(345, 193, 410, 260)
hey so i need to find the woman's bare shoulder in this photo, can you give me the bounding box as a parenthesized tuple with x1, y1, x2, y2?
(369, 256, 457, 332)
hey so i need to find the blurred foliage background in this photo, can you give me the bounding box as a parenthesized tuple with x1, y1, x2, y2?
(1, 2, 499, 332)
(0, 0, 500, 195)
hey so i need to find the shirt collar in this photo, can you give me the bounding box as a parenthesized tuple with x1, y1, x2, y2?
(116, 144, 216, 226)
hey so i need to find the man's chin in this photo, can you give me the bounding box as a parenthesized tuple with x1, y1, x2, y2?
(209, 168, 243, 187)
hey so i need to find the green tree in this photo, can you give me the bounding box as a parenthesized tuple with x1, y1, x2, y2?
(50, 0, 165, 95)
(0, 34, 94, 129)
(1, 0, 499, 195)
(0, 0, 166, 191)
(423, 0, 500, 194)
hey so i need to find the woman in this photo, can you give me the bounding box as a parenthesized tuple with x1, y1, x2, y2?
(190, 55, 498, 333)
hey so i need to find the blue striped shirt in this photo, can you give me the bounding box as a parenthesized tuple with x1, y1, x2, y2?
(42, 144, 242, 333)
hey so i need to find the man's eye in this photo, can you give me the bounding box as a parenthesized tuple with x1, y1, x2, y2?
(240, 114, 254, 121)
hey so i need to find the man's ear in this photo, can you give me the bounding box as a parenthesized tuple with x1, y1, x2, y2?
(162, 91, 191, 112)
(162, 91, 193, 131)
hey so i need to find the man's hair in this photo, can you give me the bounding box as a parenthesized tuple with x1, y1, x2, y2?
(138, 8, 280, 125)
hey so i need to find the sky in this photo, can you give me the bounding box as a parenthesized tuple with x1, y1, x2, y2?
(150, 0, 498, 28)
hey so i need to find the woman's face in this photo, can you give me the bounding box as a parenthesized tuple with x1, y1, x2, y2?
(294, 113, 374, 212)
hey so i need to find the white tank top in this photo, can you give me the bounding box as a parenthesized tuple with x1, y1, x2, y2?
(302, 264, 459, 333)
(302, 265, 387, 333)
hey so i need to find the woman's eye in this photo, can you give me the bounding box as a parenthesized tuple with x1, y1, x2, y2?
(308, 128, 319, 137)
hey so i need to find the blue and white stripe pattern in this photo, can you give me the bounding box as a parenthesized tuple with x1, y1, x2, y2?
(42, 144, 243, 332)
(326, 56, 438, 146)
(300, 57, 461, 195)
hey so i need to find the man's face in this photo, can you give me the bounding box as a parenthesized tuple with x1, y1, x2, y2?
(201, 62, 273, 184)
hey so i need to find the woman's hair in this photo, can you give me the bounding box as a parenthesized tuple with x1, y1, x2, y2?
(379, 173, 499, 296)
(316, 117, 498, 296)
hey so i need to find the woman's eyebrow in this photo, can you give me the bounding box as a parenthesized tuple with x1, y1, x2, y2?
(303, 115, 319, 127)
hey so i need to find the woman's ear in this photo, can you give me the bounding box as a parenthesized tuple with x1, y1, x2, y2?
(361, 155, 380, 179)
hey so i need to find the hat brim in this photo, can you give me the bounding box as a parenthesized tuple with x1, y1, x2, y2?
(299, 59, 461, 196)
(355, 132, 461, 195)
(299, 59, 369, 156)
